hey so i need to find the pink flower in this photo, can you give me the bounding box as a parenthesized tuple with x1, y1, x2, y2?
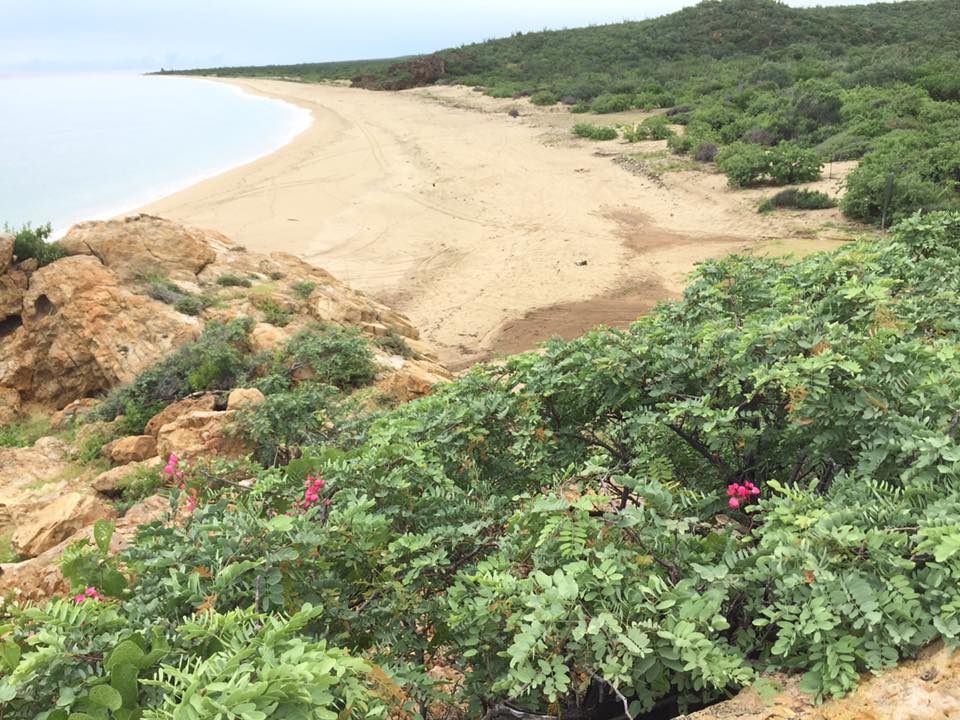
(737, 486, 749, 498)
(163, 464, 174, 475)
(727, 484, 738, 497)
(186, 495, 198, 512)
(168, 453, 179, 464)
(728, 497, 740, 509)
(175, 470, 185, 479)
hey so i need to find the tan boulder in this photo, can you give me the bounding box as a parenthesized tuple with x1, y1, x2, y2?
(0, 495, 167, 602)
(0, 232, 13, 274)
(0, 255, 199, 406)
(0, 387, 21, 426)
(227, 387, 265, 411)
(108, 435, 157, 465)
(156, 410, 246, 462)
(92, 457, 162, 495)
(250, 322, 291, 352)
(143, 393, 219, 436)
(11, 492, 116, 558)
(375, 359, 451, 402)
(60, 214, 219, 283)
(0, 437, 73, 529)
(0, 267, 27, 323)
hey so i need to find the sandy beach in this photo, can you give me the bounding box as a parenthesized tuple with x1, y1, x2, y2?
(143, 79, 858, 367)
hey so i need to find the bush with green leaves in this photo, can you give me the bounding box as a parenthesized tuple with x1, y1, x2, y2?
(6, 223, 65, 267)
(758, 188, 837, 213)
(216, 273, 253, 288)
(8, 213, 960, 717)
(90, 318, 255, 433)
(285, 325, 376, 390)
(572, 123, 618, 141)
(718, 142, 821, 187)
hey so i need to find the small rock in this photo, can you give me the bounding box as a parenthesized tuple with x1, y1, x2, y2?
(226, 387, 266, 411)
(11, 492, 116, 558)
(575, 260, 588, 266)
(108, 435, 158, 465)
(19, 258, 39, 272)
(92, 457, 162, 495)
(144, 394, 218, 437)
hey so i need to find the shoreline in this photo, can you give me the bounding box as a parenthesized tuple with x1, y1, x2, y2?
(48, 77, 314, 238)
(140, 79, 857, 366)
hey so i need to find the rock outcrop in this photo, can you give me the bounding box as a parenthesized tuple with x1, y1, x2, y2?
(0, 495, 168, 603)
(0, 254, 199, 408)
(11, 492, 116, 558)
(0, 213, 450, 603)
(0, 214, 446, 418)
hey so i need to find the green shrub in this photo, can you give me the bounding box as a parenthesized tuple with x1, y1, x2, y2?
(145, 277, 186, 305)
(90, 319, 254, 432)
(286, 325, 376, 389)
(7, 223, 65, 267)
(768, 142, 823, 184)
(216, 273, 253, 288)
(590, 93, 633, 114)
(375, 329, 418, 359)
(718, 142, 822, 187)
(717, 142, 771, 187)
(572, 123, 618, 141)
(291, 280, 318, 300)
(259, 298, 292, 327)
(233, 382, 341, 466)
(0, 414, 51, 447)
(173, 295, 204, 316)
(530, 90, 558, 106)
(759, 188, 838, 213)
(570, 101, 591, 113)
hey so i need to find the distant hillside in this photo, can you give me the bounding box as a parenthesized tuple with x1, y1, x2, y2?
(169, 0, 960, 99)
(169, 0, 960, 225)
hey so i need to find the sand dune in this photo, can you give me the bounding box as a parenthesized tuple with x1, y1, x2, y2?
(144, 79, 859, 366)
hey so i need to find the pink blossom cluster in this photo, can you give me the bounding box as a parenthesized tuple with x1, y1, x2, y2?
(164, 452, 197, 512)
(303, 475, 331, 510)
(163, 453, 185, 480)
(726, 481, 760, 509)
(73, 586, 104, 604)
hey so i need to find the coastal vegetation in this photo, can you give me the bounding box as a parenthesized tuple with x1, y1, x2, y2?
(171, 0, 960, 225)
(5, 211, 960, 717)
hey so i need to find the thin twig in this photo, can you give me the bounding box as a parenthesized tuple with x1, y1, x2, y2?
(587, 671, 634, 720)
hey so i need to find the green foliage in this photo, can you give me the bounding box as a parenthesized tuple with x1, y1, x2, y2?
(6, 223, 65, 267)
(622, 115, 676, 142)
(90, 319, 255, 433)
(233, 382, 342, 466)
(374, 329, 418, 359)
(216, 273, 253, 288)
(258, 298, 292, 327)
(0, 414, 51, 446)
(286, 326, 376, 390)
(572, 123, 618, 141)
(530, 90, 558, 106)
(173, 295, 204, 316)
(291, 280, 318, 301)
(758, 188, 838, 213)
(718, 142, 822, 187)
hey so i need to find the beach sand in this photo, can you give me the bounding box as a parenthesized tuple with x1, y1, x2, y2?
(143, 79, 859, 367)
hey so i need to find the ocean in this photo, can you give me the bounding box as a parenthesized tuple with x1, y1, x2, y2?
(0, 73, 312, 236)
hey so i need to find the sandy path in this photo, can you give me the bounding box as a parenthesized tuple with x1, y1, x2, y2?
(144, 79, 859, 366)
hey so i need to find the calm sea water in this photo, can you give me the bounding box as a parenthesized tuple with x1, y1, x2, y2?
(0, 73, 312, 236)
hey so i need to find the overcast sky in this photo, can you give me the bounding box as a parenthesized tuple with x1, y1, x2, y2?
(1, 0, 879, 74)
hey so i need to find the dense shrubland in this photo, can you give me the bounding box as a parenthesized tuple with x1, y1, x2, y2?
(5, 211, 960, 717)
(174, 0, 960, 224)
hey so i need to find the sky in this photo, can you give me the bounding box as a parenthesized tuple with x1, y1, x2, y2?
(0, 0, 879, 74)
